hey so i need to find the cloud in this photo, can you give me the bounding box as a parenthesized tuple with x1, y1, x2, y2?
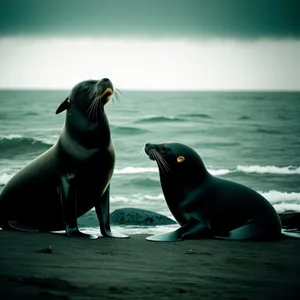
(0, 0, 299, 39)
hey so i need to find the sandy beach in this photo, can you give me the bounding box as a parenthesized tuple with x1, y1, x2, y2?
(0, 230, 299, 300)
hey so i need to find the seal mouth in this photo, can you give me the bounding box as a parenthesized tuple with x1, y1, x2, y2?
(87, 82, 114, 121)
(99, 87, 113, 101)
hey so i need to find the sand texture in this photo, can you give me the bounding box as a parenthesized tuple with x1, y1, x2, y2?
(0, 231, 300, 300)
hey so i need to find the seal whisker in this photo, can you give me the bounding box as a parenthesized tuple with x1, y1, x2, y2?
(87, 100, 94, 116)
(96, 95, 103, 117)
(111, 95, 116, 108)
(148, 149, 156, 161)
(115, 89, 122, 102)
(139, 146, 146, 160)
(115, 87, 123, 96)
(152, 151, 167, 176)
(87, 92, 100, 120)
(152, 149, 169, 171)
(155, 151, 170, 175)
(87, 99, 98, 121)
(156, 156, 168, 176)
(91, 95, 100, 121)
(95, 96, 100, 120)
(91, 98, 98, 120)
(158, 154, 171, 172)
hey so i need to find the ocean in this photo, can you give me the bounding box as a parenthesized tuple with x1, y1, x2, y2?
(0, 90, 300, 236)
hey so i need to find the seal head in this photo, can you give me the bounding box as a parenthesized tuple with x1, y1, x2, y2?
(56, 78, 113, 120)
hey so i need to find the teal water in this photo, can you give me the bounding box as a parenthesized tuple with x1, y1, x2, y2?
(0, 90, 300, 235)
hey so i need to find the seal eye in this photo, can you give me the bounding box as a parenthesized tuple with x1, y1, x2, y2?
(161, 146, 168, 153)
(83, 86, 90, 94)
(177, 156, 185, 163)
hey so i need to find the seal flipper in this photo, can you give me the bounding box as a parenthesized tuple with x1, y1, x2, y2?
(60, 176, 98, 239)
(281, 229, 300, 239)
(146, 227, 183, 242)
(213, 220, 264, 240)
(6, 221, 39, 233)
(95, 185, 129, 238)
(146, 218, 211, 242)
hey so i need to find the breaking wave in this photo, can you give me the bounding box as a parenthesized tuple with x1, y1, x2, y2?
(236, 165, 300, 175)
(0, 134, 54, 157)
(113, 165, 300, 176)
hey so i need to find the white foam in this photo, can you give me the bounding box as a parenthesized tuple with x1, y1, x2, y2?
(0, 134, 23, 140)
(114, 167, 158, 174)
(111, 194, 164, 203)
(114, 165, 300, 176)
(273, 203, 300, 213)
(114, 166, 231, 176)
(208, 168, 231, 176)
(79, 224, 178, 236)
(33, 136, 56, 145)
(237, 165, 300, 175)
(260, 190, 300, 203)
(0, 173, 13, 185)
(259, 190, 300, 212)
(144, 194, 165, 200)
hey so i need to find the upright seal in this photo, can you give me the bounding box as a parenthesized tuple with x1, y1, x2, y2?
(145, 142, 299, 241)
(0, 78, 128, 239)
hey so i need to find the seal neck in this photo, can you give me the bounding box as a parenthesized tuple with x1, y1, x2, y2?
(64, 107, 112, 149)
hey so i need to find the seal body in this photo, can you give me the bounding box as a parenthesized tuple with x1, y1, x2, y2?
(145, 142, 283, 241)
(0, 78, 128, 239)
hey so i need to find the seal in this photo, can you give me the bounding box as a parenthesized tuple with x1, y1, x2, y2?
(0, 78, 128, 239)
(144, 142, 299, 241)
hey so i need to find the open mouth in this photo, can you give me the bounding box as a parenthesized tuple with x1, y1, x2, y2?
(100, 87, 113, 100)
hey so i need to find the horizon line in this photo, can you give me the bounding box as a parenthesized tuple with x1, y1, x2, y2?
(0, 87, 299, 93)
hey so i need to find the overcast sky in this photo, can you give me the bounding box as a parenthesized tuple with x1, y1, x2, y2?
(0, 0, 299, 90)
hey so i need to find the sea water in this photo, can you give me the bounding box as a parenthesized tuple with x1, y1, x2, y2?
(0, 90, 299, 236)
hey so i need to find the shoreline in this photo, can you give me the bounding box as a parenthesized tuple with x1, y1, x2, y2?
(1, 231, 300, 300)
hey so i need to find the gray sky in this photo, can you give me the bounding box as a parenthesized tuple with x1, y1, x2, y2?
(1, 0, 299, 39)
(0, 0, 299, 90)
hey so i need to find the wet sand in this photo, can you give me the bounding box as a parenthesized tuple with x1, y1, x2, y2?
(0, 230, 299, 300)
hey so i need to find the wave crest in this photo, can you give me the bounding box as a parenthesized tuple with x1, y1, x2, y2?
(134, 116, 185, 124)
(0, 135, 53, 158)
(111, 126, 150, 135)
(114, 167, 158, 174)
(113, 165, 300, 176)
(237, 165, 300, 175)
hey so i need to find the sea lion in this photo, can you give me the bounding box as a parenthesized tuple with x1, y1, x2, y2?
(0, 78, 128, 239)
(144, 142, 299, 241)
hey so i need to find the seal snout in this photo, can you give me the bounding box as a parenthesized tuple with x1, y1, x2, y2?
(97, 78, 114, 103)
(144, 143, 155, 160)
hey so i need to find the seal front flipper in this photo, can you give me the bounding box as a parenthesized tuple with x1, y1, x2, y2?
(60, 176, 98, 239)
(6, 221, 39, 233)
(95, 185, 129, 238)
(146, 219, 211, 242)
(146, 227, 183, 242)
